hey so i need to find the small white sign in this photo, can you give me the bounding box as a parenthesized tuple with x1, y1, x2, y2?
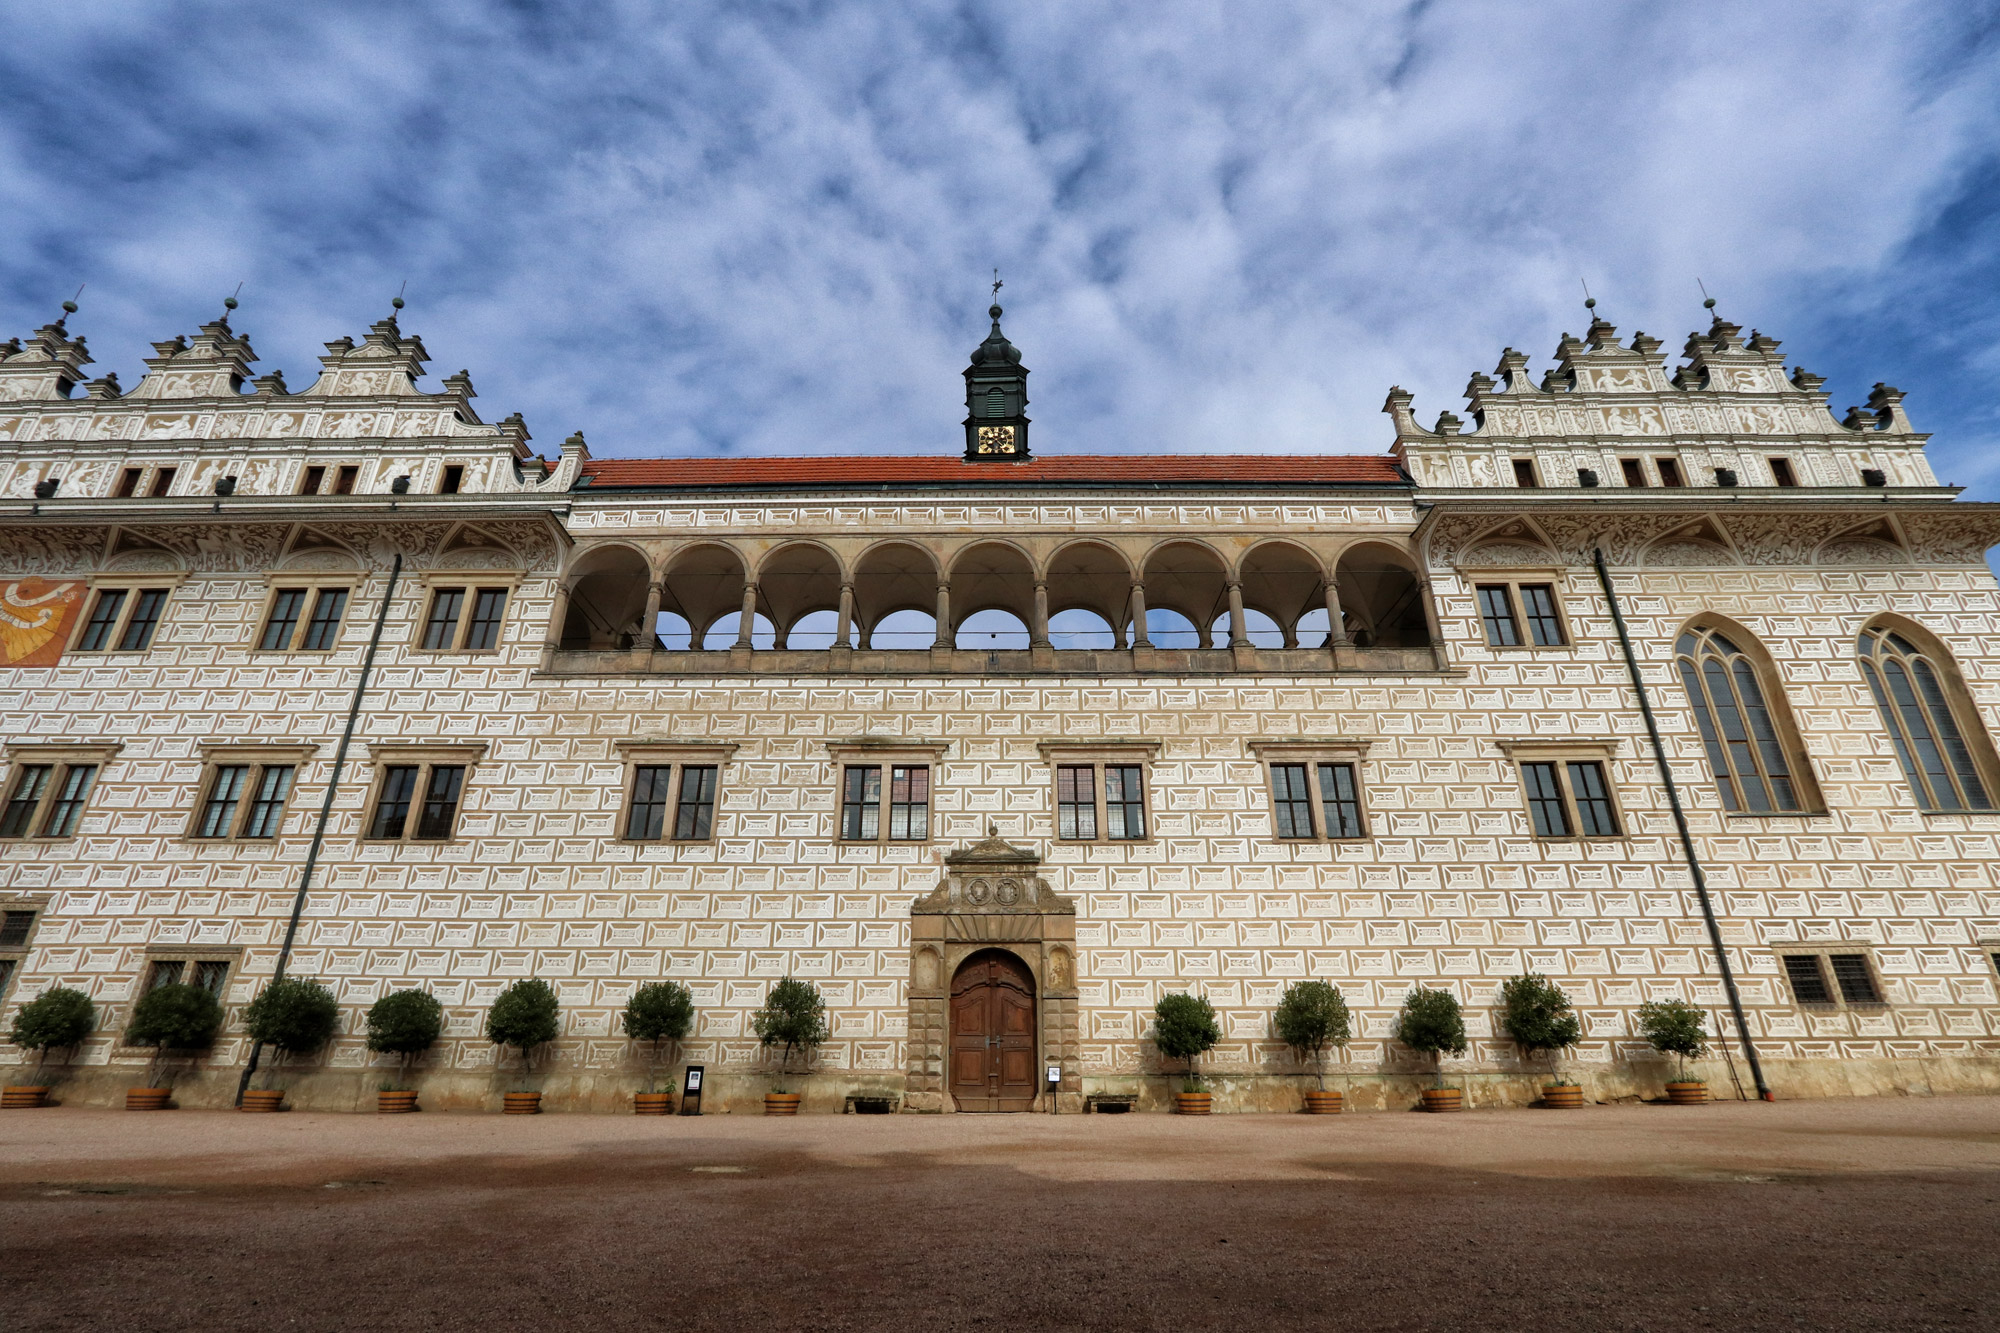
(686, 1069, 702, 1089)
(1047, 1065, 1061, 1084)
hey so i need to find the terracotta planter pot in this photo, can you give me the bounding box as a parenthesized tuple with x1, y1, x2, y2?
(1420, 1088, 1463, 1113)
(126, 1087, 172, 1111)
(503, 1091, 543, 1115)
(1665, 1081, 1710, 1105)
(1174, 1091, 1212, 1115)
(1301, 1090, 1343, 1115)
(377, 1091, 419, 1114)
(764, 1092, 802, 1116)
(2, 1085, 50, 1109)
(1543, 1084, 1585, 1109)
(239, 1089, 285, 1113)
(634, 1092, 674, 1116)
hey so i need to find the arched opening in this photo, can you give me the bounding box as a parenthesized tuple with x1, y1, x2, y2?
(703, 613, 775, 650)
(1141, 541, 1229, 649)
(560, 545, 651, 650)
(956, 608, 1031, 649)
(1046, 541, 1132, 649)
(757, 542, 844, 649)
(950, 948, 1037, 1112)
(1857, 616, 2000, 812)
(1049, 608, 1118, 650)
(1334, 542, 1432, 649)
(659, 543, 749, 653)
(1239, 541, 1328, 649)
(785, 608, 841, 649)
(1140, 608, 1201, 648)
(949, 542, 1034, 647)
(853, 542, 940, 652)
(1674, 617, 1821, 814)
(1210, 608, 1285, 649)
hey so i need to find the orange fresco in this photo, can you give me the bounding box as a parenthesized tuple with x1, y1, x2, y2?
(0, 577, 84, 666)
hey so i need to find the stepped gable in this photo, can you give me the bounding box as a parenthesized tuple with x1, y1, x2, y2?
(576, 454, 1406, 490)
(0, 312, 92, 403)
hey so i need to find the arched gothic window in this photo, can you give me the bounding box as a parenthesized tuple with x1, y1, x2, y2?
(1857, 625, 1996, 811)
(1674, 624, 1813, 813)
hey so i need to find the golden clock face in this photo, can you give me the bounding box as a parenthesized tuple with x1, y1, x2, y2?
(977, 425, 1017, 454)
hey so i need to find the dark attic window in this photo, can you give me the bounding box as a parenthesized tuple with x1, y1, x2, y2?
(441, 465, 464, 495)
(1511, 459, 1538, 487)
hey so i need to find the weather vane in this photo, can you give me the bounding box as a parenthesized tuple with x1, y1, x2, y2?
(992, 270, 1002, 302)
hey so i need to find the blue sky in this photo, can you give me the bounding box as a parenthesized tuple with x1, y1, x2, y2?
(3, 1, 1998, 489)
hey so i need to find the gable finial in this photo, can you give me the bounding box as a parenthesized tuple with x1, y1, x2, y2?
(57, 283, 83, 327)
(221, 281, 243, 324)
(390, 279, 408, 320)
(1580, 277, 1598, 318)
(1697, 276, 1720, 319)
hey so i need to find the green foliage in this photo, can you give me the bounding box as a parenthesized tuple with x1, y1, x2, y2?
(1153, 992, 1221, 1083)
(366, 990, 444, 1057)
(1498, 973, 1583, 1071)
(486, 979, 561, 1081)
(1637, 999, 1707, 1080)
(9, 987, 95, 1070)
(244, 978, 340, 1057)
(1395, 986, 1468, 1084)
(624, 981, 696, 1092)
(128, 983, 223, 1051)
(1273, 981, 1350, 1090)
(751, 977, 828, 1082)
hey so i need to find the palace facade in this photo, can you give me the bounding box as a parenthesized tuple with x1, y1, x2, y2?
(1, 297, 1998, 1111)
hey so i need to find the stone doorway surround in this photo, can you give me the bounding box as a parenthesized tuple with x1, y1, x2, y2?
(904, 829, 1079, 1112)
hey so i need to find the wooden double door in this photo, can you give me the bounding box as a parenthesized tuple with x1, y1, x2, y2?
(949, 949, 1038, 1112)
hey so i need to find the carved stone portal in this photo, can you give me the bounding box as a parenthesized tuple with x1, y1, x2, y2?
(905, 832, 1079, 1112)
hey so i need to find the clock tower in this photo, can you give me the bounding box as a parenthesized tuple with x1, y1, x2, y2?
(963, 286, 1030, 460)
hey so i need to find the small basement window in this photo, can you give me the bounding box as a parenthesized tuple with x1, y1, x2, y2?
(1777, 947, 1886, 1011)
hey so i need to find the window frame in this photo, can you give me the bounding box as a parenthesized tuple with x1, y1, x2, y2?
(1768, 457, 1800, 488)
(413, 575, 521, 654)
(360, 744, 486, 844)
(1511, 458, 1539, 488)
(1037, 741, 1160, 844)
(1855, 619, 2000, 815)
(821, 740, 950, 846)
(1496, 740, 1628, 843)
(611, 742, 738, 845)
(1654, 456, 1685, 488)
(66, 578, 183, 656)
(0, 895, 48, 1002)
(0, 744, 119, 842)
(123, 946, 243, 1044)
(1674, 619, 1825, 817)
(1469, 577, 1570, 650)
(185, 745, 314, 843)
(251, 578, 356, 653)
(1249, 740, 1373, 843)
(1772, 943, 1889, 1013)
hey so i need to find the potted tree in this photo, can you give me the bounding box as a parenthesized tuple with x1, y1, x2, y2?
(125, 982, 224, 1110)
(1154, 992, 1221, 1114)
(366, 988, 442, 1113)
(1498, 973, 1584, 1108)
(751, 976, 827, 1115)
(623, 980, 695, 1115)
(1638, 999, 1710, 1104)
(5, 987, 95, 1108)
(1396, 986, 1469, 1111)
(240, 977, 339, 1112)
(1273, 980, 1350, 1114)
(486, 978, 561, 1114)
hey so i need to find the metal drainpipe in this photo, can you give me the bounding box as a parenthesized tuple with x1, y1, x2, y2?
(1592, 546, 1772, 1101)
(235, 555, 403, 1107)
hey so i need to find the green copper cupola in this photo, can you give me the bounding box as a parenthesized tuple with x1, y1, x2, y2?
(963, 292, 1029, 460)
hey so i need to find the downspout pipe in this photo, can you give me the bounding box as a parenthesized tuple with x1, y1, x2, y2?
(235, 554, 402, 1106)
(1592, 546, 1772, 1101)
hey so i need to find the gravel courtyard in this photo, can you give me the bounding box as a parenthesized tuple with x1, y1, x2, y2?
(3, 1096, 1997, 1331)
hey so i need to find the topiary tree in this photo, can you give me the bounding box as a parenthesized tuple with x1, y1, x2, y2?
(623, 981, 695, 1093)
(366, 989, 443, 1091)
(1273, 980, 1350, 1091)
(486, 979, 561, 1089)
(751, 977, 828, 1090)
(127, 983, 224, 1088)
(8, 987, 95, 1083)
(1637, 999, 1707, 1082)
(243, 977, 340, 1089)
(1154, 992, 1221, 1091)
(1498, 973, 1583, 1081)
(1395, 986, 1468, 1087)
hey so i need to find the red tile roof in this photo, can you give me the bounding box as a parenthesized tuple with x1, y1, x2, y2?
(578, 455, 1405, 490)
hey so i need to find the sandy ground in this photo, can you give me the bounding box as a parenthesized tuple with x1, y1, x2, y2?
(3, 1096, 1997, 1331)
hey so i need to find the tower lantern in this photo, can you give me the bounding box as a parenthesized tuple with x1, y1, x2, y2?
(963, 279, 1029, 460)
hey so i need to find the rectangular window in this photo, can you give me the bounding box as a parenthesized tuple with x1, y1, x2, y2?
(1104, 765, 1146, 840)
(421, 589, 465, 650)
(360, 759, 472, 841)
(115, 589, 168, 651)
(1519, 585, 1566, 646)
(887, 765, 929, 841)
(1828, 953, 1882, 1005)
(302, 589, 347, 650)
(1655, 457, 1684, 487)
(1476, 585, 1521, 647)
(1512, 458, 1539, 488)
(259, 588, 346, 652)
(464, 589, 507, 650)
(626, 765, 672, 841)
(39, 765, 96, 837)
(301, 465, 326, 496)
(0, 909, 35, 947)
(1057, 765, 1098, 840)
(333, 465, 358, 495)
(441, 465, 464, 495)
(840, 766, 882, 841)
(414, 766, 465, 840)
(368, 766, 420, 839)
(1270, 764, 1315, 838)
(191, 960, 230, 995)
(1782, 954, 1835, 1006)
(1620, 458, 1647, 488)
(77, 590, 127, 651)
(1566, 761, 1620, 837)
(674, 765, 719, 840)
(1770, 457, 1798, 488)
(141, 957, 233, 999)
(147, 467, 176, 497)
(0, 958, 14, 999)
(197, 765, 248, 838)
(77, 587, 172, 654)
(116, 467, 143, 498)
(194, 763, 292, 840)
(259, 590, 308, 651)
(420, 586, 508, 651)
(241, 766, 293, 838)
(1523, 762, 1572, 837)
(145, 959, 185, 991)
(1317, 762, 1365, 839)
(0, 766, 51, 837)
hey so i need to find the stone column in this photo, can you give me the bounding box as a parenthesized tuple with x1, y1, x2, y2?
(835, 582, 855, 649)
(933, 581, 952, 650)
(1128, 581, 1150, 649)
(1417, 577, 1448, 669)
(1323, 580, 1350, 646)
(545, 581, 572, 652)
(1226, 580, 1249, 648)
(734, 582, 759, 650)
(642, 580, 664, 651)
(1030, 580, 1050, 648)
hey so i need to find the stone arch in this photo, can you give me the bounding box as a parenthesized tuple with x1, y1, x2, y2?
(1140, 540, 1228, 648)
(1856, 613, 2000, 811)
(659, 542, 748, 650)
(1238, 539, 1328, 649)
(948, 541, 1035, 644)
(1643, 517, 1740, 568)
(1816, 519, 1909, 566)
(1458, 516, 1561, 569)
(1045, 540, 1133, 648)
(1672, 614, 1823, 814)
(434, 523, 522, 571)
(756, 541, 844, 648)
(561, 542, 652, 649)
(1334, 540, 1432, 649)
(853, 540, 940, 649)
